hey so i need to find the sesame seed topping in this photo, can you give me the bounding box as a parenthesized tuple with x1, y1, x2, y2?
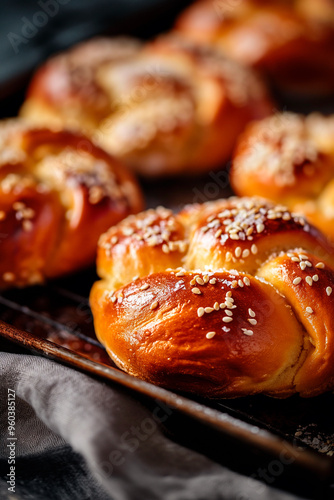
(215, 229, 222, 238)
(291, 256, 300, 262)
(111, 236, 118, 244)
(226, 252, 233, 262)
(256, 223, 265, 233)
(150, 301, 159, 310)
(203, 275, 210, 284)
(312, 275, 319, 282)
(209, 278, 217, 285)
(251, 244, 258, 255)
(305, 261, 312, 267)
(220, 303, 226, 309)
(206, 332, 216, 339)
(300, 262, 307, 271)
(305, 276, 313, 286)
(140, 284, 150, 291)
(3, 272, 15, 282)
(242, 249, 250, 258)
(315, 262, 325, 269)
(223, 317, 233, 323)
(204, 307, 214, 313)
(111, 296, 117, 303)
(231, 280, 238, 288)
(326, 287, 332, 296)
(197, 307, 205, 317)
(306, 307, 313, 314)
(235, 247, 242, 258)
(243, 277, 250, 286)
(214, 302, 220, 310)
(293, 277, 302, 285)
(248, 308, 255, 317)
(238, 279, 244, 288)
(242, 328, 254, 336)
(248, 318, 257, 325)
(176, 271, 185, 277)
(162, 244, 170, 254)
(225, 310, 233, 316)
(196, 277, 204, 285)
(192, 287, 201, 295)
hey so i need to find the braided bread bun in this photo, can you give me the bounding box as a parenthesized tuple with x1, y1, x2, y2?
(20, 35, 272, 176)
(90, 197, 334, 398)
(0, 119, 143, 288)
(175, 0, 334, 96)
(231, 112, 334, 243)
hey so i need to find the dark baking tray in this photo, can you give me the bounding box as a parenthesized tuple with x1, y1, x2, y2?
(1, 1, 334, 498)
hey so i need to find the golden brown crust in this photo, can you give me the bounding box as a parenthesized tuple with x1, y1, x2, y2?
(90, 197, 334, 398)
(231, 112, 334, 243)
(0, 119, 143, 287)
(175, 0, 334, 95)
(21, 35, 273, 176)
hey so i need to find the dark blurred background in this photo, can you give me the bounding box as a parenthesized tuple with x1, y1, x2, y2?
(0, 0, 191, 114)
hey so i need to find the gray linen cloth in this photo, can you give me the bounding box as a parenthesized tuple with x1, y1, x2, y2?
(0, 351, 307, 500)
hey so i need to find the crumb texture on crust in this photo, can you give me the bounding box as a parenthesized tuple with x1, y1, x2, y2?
(90, 197, 334, 398)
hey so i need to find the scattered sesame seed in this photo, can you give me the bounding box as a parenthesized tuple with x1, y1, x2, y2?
(326, 287, 332, 296)
(150, 301, 159, 310)
(176, 271, 185, 277)
(162, 244, 170, 254)
(242, 328, 254, 336)
(191, 287, 201, 295)
(305, 261, 312, 267)
(243, 277, 251, 286)
(3, 272, 15, 282)
(226, 291, 232, 298)
(140, 284, 150, 291)
(111, 236, 118, 244)
(203, 275, 210, 284)
(214, 302, 219, 310)
(251, 244, 258, 255)
(231, 280, 238, 288)
(315, 262, 325, 269)
(111, 296, 117, 303)
(223, 317, 233, 323)
(197, 307, 205, 317)
(206, 332, 216, 339)
(312, 275, 319, 282)
(235, 247, 242, 258)
(22, 220, 33, 232)
(226, 252, 232, 262)
(256, 223, 265, 233)
(204, 307, 214, 313)
(196, 277, 204, 285)
(248, 308, 255, 317)
(242, 249, 250, 258)
(300, 262, 307, 271)
(305, 276, 313, 286)
(248, 318, 257, 325)
(293, 277, 302, 285)
(190, 278, 196, 286)
(209, 278, 217, 285)
(215, 229, 222, 238)
(220, 303, 226, 309)
(306, 307, 313, 314)
(291, 257, 300, 262)
(225, 310, 233, 316)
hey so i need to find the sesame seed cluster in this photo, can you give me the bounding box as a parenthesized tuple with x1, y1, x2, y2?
(233, 113, 320, 188)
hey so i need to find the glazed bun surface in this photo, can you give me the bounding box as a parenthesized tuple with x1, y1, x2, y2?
(231, 112, 334, 243)
(0, 119, 143, 288)
(21, 35, 273, 177)
(175, 0, 334, 95)
(90, 197, 334, 398)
